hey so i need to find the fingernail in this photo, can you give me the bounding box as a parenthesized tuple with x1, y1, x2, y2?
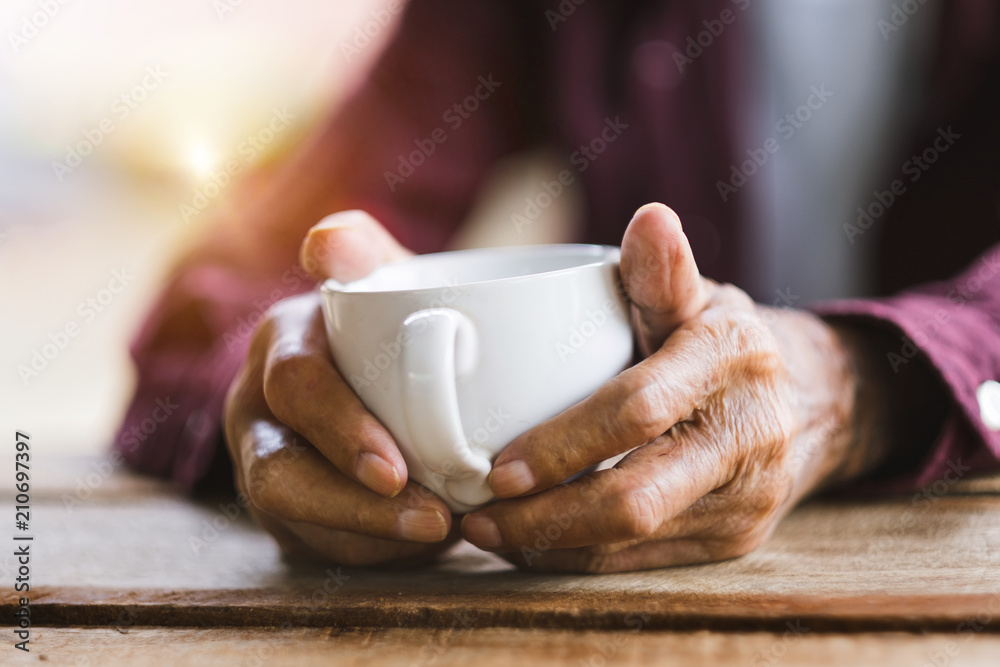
(488, 460, 535, 497)
(398, 509, 448, 542)
(314, 210, 365, 230)
(355, 452, 401, 497)
(462, 514, 502, 548)
(304, 220, 361, 262)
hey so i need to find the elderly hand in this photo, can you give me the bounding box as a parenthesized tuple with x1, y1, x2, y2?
(460, 203, 890, 572)
(224, 210, 461, 567)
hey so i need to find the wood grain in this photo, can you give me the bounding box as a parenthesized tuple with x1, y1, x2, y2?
(3, 627, 1000, 667)
(1, 457, 998, 632)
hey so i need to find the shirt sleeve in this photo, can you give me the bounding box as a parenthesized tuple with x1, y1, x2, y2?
(811, 244, 1000, 494)
(114, 0, 544, 488)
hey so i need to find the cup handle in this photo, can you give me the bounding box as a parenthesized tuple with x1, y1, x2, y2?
(399, 308, 493, 508)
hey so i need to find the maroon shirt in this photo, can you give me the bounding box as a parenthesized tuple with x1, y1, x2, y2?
(116, 0, 1000, 493)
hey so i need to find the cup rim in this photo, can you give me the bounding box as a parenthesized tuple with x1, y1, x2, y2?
(320, 243, 620, 296)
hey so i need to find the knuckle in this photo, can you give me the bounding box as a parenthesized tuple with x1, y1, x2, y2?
(719, 529, 767, 559)
(615, 374, 670, 440)
(714, 493, 780, 540)
(574, 549, 618, 574)
(713, 511, 757, 539)
(245, 456, 288, 517)
(350, 509, 375, 537)
(757, 473, 795, 520)
(608, 478, 662, 540)
(714, 283, 756, 310)
(727, 310, 773, 357)
(756, 488, 786, 516)
(754, 390, 797, 456)
(701, 307, 781, 374)
(263, 351, 323, 420)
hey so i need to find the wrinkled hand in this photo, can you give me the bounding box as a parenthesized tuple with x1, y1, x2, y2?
(461, 204, 880, 572)
(224, 211, 461, 566)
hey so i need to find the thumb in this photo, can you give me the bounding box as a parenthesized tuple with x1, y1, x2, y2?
(299, 210, 413, 283)
(620, 203, 712, 355)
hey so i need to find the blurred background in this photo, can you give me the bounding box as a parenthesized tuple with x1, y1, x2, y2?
(0, 0, 385, 453)
(0, 0, 575, 455)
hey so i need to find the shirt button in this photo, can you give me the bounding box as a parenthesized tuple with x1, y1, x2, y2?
(977, 380, 1000, 431)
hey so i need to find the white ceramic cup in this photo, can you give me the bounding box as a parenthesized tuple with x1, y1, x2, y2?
(320, 244, 634, 513)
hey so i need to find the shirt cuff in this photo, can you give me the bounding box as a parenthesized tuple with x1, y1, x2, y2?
(811, 295, 1000, 495)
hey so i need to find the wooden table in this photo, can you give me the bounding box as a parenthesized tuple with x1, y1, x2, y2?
(2, 456, 999, 666)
